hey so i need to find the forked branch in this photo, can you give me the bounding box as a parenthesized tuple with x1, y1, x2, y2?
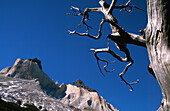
(69, 18, 108, 39)
(66, 0, 145, 91)
(90, 40, 115, 76)
(90, 39, 139, 91)
(114, 0, 146, 13)
(65, 6, 102, 31)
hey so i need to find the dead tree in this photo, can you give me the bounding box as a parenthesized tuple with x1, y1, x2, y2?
(146, 0, 170, 110)
(66, 0, 170, 110)
(66, 0, 145, 91)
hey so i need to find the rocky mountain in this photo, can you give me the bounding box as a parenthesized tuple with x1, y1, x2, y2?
(0, 58, 119, 111)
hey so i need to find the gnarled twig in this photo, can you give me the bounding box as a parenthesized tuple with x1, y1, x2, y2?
(65, 6, 83, 16)
(114, 0, 146, 13)
(68, 18, 108, 39)
(65, 6, 101, 31)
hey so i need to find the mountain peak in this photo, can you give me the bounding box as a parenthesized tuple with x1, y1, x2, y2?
(0, 58, 119, 111)
(73, 79, 97, 92)
(27, 58, 42, 69)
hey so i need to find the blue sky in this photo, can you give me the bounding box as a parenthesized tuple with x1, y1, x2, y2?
(0, 0, 162, 111)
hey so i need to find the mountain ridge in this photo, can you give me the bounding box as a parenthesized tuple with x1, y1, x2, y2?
(0, 58, 119, 111)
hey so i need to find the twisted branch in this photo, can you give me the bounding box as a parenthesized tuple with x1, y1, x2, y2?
(114, 0, 147, 13)
(69, 18, 108, 39)
(65, 6, 103, 31)
(66, 0, 145, 91)
(90, 40, 115, 76)
(90, 39, 139, 91)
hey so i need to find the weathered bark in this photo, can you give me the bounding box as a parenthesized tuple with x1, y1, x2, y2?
(145, 0, 170, 110)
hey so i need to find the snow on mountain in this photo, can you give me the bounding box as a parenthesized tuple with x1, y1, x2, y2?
(0, 58, 118, 111)
(0, 75, 76, 111)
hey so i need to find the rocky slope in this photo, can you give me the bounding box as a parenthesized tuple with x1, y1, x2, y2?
(0, 75, 76, 111)
(0, 58, 118, 111)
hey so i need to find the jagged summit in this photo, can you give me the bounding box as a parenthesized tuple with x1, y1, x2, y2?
(73, 79, 97, 92)
(0, 58, 119, 111)
(0, 58, 65, 98)
(27, 58, 42, 70)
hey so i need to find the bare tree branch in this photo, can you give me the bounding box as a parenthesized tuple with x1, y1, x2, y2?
(65, 6, 95, 31)
(120, 76, 139, 91)
(113, 0, 146, 13)
(90, 39, 115, 76)
(65, 6, 83, 16)
(66, 0, 145, 91)
(107, 32, 146, 47)
(69, 18, 108, 39)
(90, 39, 139, 91)
(108, 0, 118, 14)
(65, 6, 103, 31)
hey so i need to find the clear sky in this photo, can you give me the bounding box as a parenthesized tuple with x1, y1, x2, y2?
(0, 0, 162, 111)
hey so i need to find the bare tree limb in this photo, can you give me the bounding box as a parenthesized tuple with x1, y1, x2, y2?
(113, 0, 146, 13)
(90, 39, 139, 91)
(78, 7, 103, 31)
(107, 32, 146, 47)
(69, 18, 108, 39)
(108, 0, 118, 14)
(66, 0, 145, 91)
(65, 6, 99, 31)
(120, 76, 139, 91)
(90, 39, 115, 76)
(65, 6, 83, 16)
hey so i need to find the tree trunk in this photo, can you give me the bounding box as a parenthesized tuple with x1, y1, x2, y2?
(145, 0, 170, 110)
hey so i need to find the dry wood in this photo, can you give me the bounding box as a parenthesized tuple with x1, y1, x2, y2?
(66, 0, 143, 90)
(66, 0, 144, 91)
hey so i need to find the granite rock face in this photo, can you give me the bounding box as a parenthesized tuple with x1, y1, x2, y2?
(59, 84, 118, 111)
(0, 66, 11, 74)
(0, 58, 65, 98)
(0, 58, 119, 111)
